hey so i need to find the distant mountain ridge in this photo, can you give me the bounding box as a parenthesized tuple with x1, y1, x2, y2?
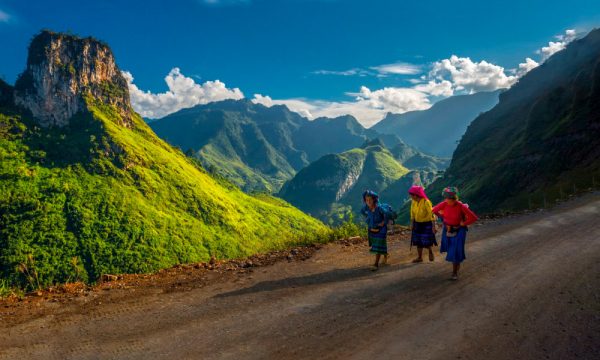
(150, 100, 447, 192)
(372, 90, 501, 157)
(427, 28, 600, 212)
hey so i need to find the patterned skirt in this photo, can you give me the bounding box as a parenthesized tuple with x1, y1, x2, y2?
(440, 226, 467, 263)
(368, 235, 388, 255)
(411, 221, 438, 248)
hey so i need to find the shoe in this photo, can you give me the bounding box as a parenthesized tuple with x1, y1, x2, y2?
(412, 258, 423, 263)
(370, 265, 379, 271)
(450, 273, 458, 281)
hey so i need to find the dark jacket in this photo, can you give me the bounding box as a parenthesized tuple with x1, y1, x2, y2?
(360, 205, 389, 238)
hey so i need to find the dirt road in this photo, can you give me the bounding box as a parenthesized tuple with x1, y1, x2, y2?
(1, 194, 599, 360)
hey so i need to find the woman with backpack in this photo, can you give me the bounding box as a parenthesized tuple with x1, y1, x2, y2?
(408, 185, 437, 263)
(432, 187, 478, 280)
(360, 190, 390, 271)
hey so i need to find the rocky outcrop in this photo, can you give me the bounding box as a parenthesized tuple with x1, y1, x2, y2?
(334, 159, 364, 201)
(14, 30, 132, 127)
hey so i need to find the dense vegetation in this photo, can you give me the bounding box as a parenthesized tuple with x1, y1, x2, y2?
(427, 29, 600, 212)
(150, 100, 447, 193)
(0, 91, 336, 291)
(278, 139, 438, 222)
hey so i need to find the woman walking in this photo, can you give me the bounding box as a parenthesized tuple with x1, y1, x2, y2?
(360, 190, 389, 271)
(432, 187, 478, 280)
(408, 185, 437, 263)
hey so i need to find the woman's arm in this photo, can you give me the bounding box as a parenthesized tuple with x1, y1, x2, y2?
(461, 204, 479, 226)
(432, 201, 445, 217)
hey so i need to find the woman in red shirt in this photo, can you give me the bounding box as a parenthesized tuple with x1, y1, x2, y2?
(432, 187, 478, 280)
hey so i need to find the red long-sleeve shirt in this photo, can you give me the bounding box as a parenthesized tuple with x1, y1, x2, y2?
(432, 201, 478, 226)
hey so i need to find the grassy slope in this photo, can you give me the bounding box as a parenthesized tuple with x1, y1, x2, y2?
(0, 100, 329, 289)
(279, 144, 410, 222)
(340, 145, 410, 210)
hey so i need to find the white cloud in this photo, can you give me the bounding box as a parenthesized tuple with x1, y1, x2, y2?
(515, 57, 539, 77)
(252, 86, 431, 128)
(312, 68, 370, 77)
(251, 93, 274, 107)
(313, 61, 421, 78)
(428, 55, 518, 93)
(413, 80, 454, 97)
(539, 29, 577, 60)
(370, 62, 422, 75)
(0, 10, 11, 23)
(128, 28, 582, 126)
(354, 86, 431, 113)
(123, 68, 244, 119)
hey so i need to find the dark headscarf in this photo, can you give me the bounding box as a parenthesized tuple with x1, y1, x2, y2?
(362, 189, 379, 204)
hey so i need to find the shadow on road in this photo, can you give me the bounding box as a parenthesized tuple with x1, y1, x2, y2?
(215, 261, 423, 298)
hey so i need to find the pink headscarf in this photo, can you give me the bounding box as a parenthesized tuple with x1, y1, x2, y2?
(408, 185, 428, 200)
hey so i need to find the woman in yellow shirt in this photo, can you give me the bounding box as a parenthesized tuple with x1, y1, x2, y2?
(408, 185, 437, 263)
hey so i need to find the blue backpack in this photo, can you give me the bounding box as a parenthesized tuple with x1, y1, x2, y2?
(378, 203, 398, 223)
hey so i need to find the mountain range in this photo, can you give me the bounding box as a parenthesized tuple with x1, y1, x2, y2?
(150, 101, 448, 192)
(427, 28, 600, 212)
(0, 31, 329, 289)
(372, 90, 501, 157)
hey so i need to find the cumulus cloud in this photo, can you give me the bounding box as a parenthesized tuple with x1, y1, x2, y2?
(539, 29, 577, 60)
(428, 55, 518, 93)
(127, 28, 581, 125)
(413, 80, 454, 97)
(515, 57, 539, 77)
(353, 86, 431, 113)
(251, 93, 274, 107)
(252, 86, 432, 128)
(123, 68, 244, 119)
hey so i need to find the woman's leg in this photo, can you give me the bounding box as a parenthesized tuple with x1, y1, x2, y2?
(427, 246, 434, 261)
(452, 262, 460, 278)
(374, 254, 381, 267)
(413, 246, 424, 262)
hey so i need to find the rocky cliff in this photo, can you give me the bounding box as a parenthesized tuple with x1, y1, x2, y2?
(13, 30, 132, 128)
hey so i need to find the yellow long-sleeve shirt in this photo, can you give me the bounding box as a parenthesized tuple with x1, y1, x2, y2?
(410, 198, 435, 223)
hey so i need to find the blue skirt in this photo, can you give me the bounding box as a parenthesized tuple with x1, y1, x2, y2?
(411, 221, 437, 248)
(440, 226, 467, 263)
(368, 235, 388, 255)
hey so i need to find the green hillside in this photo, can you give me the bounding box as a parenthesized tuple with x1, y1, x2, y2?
(427, 28, 600, 212)
(0, 31, 329, 290)
(278, 139, 431, 222)
(150, 100, 443, 193)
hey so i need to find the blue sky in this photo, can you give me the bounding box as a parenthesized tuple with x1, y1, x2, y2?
(1, 0, 599, 125)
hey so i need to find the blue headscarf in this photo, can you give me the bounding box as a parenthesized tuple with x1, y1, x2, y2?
(362, 189, 379, 204)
